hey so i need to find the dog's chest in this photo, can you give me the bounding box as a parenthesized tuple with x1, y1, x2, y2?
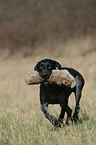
(40, 83, 68, 104)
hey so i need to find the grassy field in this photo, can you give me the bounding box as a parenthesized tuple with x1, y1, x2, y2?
(0, 48, 96, 145)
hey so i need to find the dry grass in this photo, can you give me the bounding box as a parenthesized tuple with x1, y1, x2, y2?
(0, 44, 96, 144)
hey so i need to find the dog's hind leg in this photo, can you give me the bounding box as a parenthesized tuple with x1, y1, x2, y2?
(58, 105, 73, 125)
(73, 76, 84, 122)
(65, 105, 73, 124)
(73, 89, 81, 122)
(58, 103, 70, 125)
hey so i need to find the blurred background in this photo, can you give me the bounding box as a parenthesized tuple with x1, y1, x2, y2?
(0, 0, 96, 80)
(0, 0, 96, 55)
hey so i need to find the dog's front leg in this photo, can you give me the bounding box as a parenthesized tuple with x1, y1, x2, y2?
(41, 103, 62, 127)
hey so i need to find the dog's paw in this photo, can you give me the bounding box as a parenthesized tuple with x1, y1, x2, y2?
(53, 118, 63, 128)
(73, 114, 79, 123)
(58, 121, 64, 128)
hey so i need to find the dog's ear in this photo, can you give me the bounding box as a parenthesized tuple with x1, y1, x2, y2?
(52, 60, 61, 69)
(34, 62, 39, 71)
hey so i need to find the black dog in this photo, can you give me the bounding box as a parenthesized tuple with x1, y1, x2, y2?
(34, 59, 85, 127)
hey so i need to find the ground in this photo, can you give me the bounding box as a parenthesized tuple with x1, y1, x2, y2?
(0, 42, 96, 144)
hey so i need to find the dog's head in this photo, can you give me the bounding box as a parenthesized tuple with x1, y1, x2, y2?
(34, 59, 61, 80)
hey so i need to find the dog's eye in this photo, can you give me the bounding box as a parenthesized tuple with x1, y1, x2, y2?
(39, 64, 44, 69)
(47, 64, 52, 69)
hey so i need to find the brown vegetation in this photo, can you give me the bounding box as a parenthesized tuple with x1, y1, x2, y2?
(0, 0, 96, 55)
